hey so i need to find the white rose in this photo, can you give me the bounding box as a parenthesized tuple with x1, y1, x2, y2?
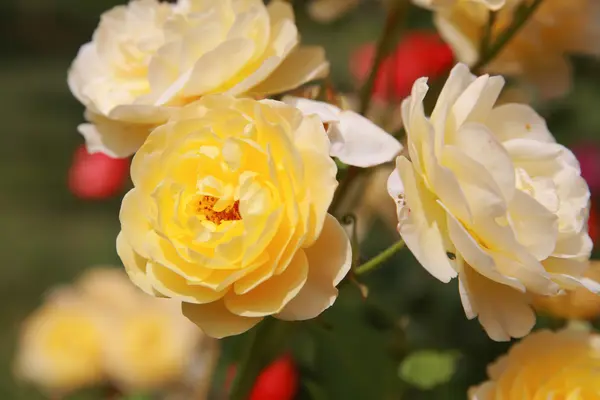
(387, 63, 598, 341)
(68, 0, 329, 158)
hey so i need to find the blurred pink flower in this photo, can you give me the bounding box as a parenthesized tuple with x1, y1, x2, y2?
(573, 142, 600, 195)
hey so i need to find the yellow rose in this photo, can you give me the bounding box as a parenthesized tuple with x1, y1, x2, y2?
(469, 329, 600, 399)
(533, 261, 600, 321)
(69, 0, 329, 157)
(387, 64, 597, 341)
(14, 292, 105, 395)
(421, 0, 600, 98)
(117, 94, 352, 338)
(103, 299, 202, 391)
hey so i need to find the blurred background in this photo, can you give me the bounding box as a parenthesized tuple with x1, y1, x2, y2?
(1, 0, 599, 398)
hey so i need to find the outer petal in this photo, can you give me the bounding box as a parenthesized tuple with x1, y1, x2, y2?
(79, 112, 153, 158)
(249, 46, 330, 95)
(116, 232, 155, 296)
(459, 262, 535, 342)
(182, 300, 262, 339)
(330, 110, 403, 168)
(392, 157, 458, 283)
(224, 250, 309, 317)
(276, 214, 351, 320)
(486, 104, 555, 144)
(281, 96, 340, 123)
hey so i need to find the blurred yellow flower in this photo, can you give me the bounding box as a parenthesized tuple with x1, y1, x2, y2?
(422, 0, 600, 98)
(387, 64, 597, 341)
(307, 0, 361, 23)
(14, 292, 105, 395)
(469, 329, 600, 399)
(117, 95, 352, 338)
(533, 261, 600, 320)
(15, 267, 216, 396)
(69, 0, 329, 157)
(104, 300, 201, 391)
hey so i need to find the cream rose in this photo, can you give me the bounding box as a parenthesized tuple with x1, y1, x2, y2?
(117, 94, 352, 338)
(69, 0, 329, 158)
(387, 63, 598, 341)
(470, 329, 600, 399)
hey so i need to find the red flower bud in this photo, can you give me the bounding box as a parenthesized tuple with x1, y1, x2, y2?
(249, 354, 299, 400)
(68, 145, 130, 200)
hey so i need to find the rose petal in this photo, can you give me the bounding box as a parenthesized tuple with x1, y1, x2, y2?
(277, 214, 351, 320)
(459, 261, 535, 342)
(182, 300, 263, 339)
(225, 250, 308, 317)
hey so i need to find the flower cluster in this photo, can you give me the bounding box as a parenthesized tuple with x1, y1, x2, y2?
(60, 0, 600, 397)
(14, 267, 214, 396)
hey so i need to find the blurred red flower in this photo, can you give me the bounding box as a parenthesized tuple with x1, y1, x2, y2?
(573, 142, 600, 195)
(590, 204, 597, 247)
(68, 145, 130, 200)
(225, 354, 299, 400)
(350, 31, 454, 101)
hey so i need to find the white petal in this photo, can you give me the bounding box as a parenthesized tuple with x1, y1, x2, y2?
(330, 110, 402, 167)
(395, 157, 457, 283)
(281, 96, 341, 123)
(459, 262, 535, 342)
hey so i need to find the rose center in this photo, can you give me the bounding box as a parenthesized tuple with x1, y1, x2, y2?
(195, 195, 242, 225)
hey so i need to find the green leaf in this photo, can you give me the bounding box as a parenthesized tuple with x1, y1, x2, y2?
(398, 350, 459, 390)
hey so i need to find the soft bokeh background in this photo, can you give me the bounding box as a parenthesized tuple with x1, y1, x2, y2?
(1, 0, 599, 398)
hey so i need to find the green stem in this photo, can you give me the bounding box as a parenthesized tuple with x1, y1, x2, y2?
(473, 0, 545, 73)
(359, 0, 409, 115)
(355, 240, 405, 276)
(229, 319, 295, 400)
(479, 10, 497, 57)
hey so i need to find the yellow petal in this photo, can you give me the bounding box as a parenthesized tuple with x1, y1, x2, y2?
(146, 262, 228, 304)
(116, 232, 155, 296)
(182, 301, 262, 339)
(225, 249, 309, 317)
(277, 214, 351, 320)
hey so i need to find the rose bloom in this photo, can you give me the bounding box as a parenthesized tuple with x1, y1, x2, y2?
(117, 94, 353, 338)
(418, 0, 600, 98)
(68, 0, 329, 158)
(387, 63, 598, 341)
(533, 261, 600, 321)
(469, 329, 600, 399)
(14, 292, 105, 395)
(103, 300, 201, 391)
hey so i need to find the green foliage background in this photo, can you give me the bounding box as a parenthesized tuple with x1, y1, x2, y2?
(0, 0, 599, 398)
